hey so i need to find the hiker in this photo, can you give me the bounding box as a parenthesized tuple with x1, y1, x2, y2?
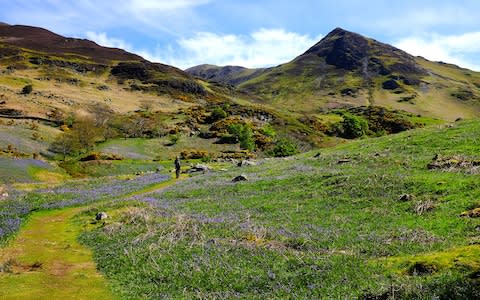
(174, 156, 181, 179)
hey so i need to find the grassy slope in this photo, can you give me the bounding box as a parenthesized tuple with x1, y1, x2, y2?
(237, 54, 480, 121)
(81, 120, 480, 298)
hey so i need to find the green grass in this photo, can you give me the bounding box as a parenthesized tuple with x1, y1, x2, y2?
(0, 208, 116, 299)
(79, 120, 480, 298)
(97, 135, 239, 161)
(60, 159, 163, 178)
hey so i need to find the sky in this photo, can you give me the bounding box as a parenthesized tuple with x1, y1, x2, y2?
(1, 0, 480, 71)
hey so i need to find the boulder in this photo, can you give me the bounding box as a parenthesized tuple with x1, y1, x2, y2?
(95, 212, 108, 221)
(232, 175, 248, 182)
(382, 79, 400, 90)
(0, 186, 8, 200)
(187, 164, 210, 173)
(237, 160, 257, 167)
(398, 194, 414, 201)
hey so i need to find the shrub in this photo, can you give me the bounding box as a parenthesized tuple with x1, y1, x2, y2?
(341, 113, 368, 139)
(261, 124, 276, 137)
(267, 138, 299, 157)
(169, 134, 180, 145)
(21, 84, 33, 95)
(228, 124, 255, 151)
(210, 107, 228, 122)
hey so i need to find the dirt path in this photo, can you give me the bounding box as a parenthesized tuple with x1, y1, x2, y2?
(0, 176, 183, 299)
(0, 208, 115, 299)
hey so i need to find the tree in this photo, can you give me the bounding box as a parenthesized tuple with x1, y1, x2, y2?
(49, 132, 80, 161)
(89, 103, 114, 128)
(72, 117, 102, 150)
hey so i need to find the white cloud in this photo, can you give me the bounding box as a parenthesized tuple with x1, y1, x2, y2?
(395, 32, 480, 71)
(85, 32, 131, 50)
(153, 29, 322, 69)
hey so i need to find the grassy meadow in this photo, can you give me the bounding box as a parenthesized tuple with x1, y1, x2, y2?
(71, 120, 480, 298)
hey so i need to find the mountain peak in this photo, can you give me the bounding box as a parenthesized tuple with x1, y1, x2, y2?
(303, 27, 370, 70)
(302, 27, 426, 75)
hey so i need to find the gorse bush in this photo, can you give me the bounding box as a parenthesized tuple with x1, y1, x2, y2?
(210, 106, 228, 121)
(267, 138, 299, 157)
(340, 113, 369, 139)
(261, 124, 276, 137)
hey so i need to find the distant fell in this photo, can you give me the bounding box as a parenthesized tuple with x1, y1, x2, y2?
(186, 64, 265, 85)
(0, 24, 141, 63)
(188, 27, 480, 120)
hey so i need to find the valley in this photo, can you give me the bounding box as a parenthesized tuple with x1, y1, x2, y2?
(1, 21, 480, 299)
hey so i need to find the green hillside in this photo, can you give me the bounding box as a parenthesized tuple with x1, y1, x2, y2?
(77, 120, 480, 298)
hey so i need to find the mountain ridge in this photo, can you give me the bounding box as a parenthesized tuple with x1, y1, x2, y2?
(187, 27, 480, 121)
(0, 24, 142, 63)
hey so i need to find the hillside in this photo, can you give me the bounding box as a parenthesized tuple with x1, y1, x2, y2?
(2, 119, 479, 298)
(187, 28, 480, 121)
(0, 24, 299, 162)
(1, 24, 446, 165)
(186, 64, 265, 86)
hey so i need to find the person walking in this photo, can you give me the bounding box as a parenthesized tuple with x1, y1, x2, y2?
(174, 156, 181, 179)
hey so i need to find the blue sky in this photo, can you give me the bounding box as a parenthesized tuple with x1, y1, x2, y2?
(1, 0, 480, 70)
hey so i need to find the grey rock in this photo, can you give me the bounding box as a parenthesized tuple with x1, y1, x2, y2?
(232, 175, 248, 182)
(237, 160, 257, 167)
(398, 194, 414, 202)
(96, 212, 108, 221)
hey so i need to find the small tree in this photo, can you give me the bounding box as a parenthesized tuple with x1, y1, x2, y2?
(49, 132, 80, 161)
(21, 84, 33, 95)
(72, 117, 101, 150)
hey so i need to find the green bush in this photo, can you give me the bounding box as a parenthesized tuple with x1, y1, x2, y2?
(211, 107, 228, 121)
(169, 134, 180, 145)
(268, 138, 299, 157)
(341, 113, 368, 139)
(21, 84, 33, 95)
(261, 124, 276, 137)
(228, 124, 255, 151)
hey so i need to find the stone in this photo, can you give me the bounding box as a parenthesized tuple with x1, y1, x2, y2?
(187, 164, 210, 173)
(96, 212, 108, 221)
(237, 160, 257, 167)
(0, 186, 8, 200)
(232, 175, 248, 182)
(382, 79, 400, 90)
(398, 194, 414, 201)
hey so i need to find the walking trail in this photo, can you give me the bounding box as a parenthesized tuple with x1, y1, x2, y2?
(0, 177, 180, 299)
